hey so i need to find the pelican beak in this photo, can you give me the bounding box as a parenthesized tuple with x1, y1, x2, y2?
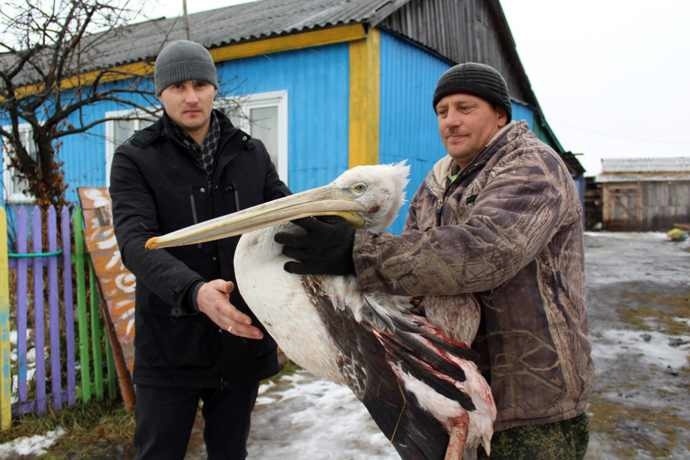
(145, 185, 366, 250)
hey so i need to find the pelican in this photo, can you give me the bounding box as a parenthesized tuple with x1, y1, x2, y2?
(146, 163, 496, 459)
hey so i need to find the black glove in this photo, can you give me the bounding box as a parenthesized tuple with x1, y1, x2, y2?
(274, 216, 356, 275)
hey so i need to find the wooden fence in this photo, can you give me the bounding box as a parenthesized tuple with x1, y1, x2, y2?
(0, 205, 118, 430)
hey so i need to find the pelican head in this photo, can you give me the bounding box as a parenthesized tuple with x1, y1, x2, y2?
(146, 162, 410, 250)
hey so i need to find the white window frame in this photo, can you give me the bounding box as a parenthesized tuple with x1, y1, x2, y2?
(220, 90, 289, 184)
(1, 123, 37, 203)
(104, 108, 157, 186)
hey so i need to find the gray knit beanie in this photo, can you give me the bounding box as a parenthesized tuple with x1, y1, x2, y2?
(154, 40, 218, 95)
(432, 62, 512, 121)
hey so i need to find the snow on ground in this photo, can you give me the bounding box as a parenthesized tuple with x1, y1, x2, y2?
(585, 231, 690, 459)
(0, 232, 687, 459)
(0, 428, 65, 458)
(247, 371, 399, 460)
(591, 329, 690, 370)
(585, 232, 690, 286)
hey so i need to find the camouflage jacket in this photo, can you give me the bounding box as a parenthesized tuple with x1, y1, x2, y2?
(353, 121, 592, 431)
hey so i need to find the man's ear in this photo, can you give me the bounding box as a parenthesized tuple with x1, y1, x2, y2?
(496, 107, 508, 127)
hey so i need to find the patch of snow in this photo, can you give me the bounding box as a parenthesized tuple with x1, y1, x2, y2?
(585, 231, 668, 241)
(257, 380, 274, 395)
(673, 317, 690, 328)
(255, 396, 276, 405)
(249, 371, 399, 460)
(0, 427, 65, 457)
(9, 329, 32, 347)
(585, 232, 690, 286)
(592, 329, 690, 370)
(26, 347, 36, 363)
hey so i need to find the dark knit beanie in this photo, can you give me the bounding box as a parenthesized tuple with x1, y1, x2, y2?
(432, 62, 512, 121)
(154, 40, 218, 95)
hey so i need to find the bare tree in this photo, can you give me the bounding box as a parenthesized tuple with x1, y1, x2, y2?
(0, 0, 162, 206)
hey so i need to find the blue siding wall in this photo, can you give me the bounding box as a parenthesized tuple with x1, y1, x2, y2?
(215, 44, 350, 193)
(1, 44, 350, 204)
(379, 32, 449, 233)
(511, 99, 535, 130)
(61, 83, 157, 203)
(379, 32, 541, 233)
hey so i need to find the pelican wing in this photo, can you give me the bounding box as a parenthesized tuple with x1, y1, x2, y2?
(302, 276, 481, 459)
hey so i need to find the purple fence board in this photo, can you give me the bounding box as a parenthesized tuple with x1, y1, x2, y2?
(12, 389, 72, 417)
(31, 207, 46, 415)
(15, 207, 28, 404)
(62, 207, 76, 406)
(8, 205, 117, 418)
(47, 207, 62, 410)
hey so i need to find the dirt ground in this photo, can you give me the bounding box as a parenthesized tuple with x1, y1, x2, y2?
(240, 232, 690, 460)
(1, 232, 688, 459)
(582, 232, 689, 459)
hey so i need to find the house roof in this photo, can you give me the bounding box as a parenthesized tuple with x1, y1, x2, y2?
(1, 0, 405, 78)
(2, 0, 580, 169)
(597, 157, 690, 183)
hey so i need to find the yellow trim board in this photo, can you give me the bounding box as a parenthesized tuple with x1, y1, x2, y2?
(0, 208, 11, 430)
(9, 24, 367, 100)
(348, 28, 380, 167)
(14, 62, 155, 100)
(212, 24, 366, 63)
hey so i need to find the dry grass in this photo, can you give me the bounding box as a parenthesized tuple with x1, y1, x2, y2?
(0, 398, 134, 458)
(618, 292, 690, 336)
(589, 395, 690, 458)
(0, 361, 302, 458)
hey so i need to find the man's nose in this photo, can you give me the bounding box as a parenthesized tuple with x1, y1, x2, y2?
(183, 87, 200, 103)
(444, 108, 462, 127)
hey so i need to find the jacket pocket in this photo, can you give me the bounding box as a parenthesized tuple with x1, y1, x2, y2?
(139, 296, 220, 368)
(158, 315, 219, 368)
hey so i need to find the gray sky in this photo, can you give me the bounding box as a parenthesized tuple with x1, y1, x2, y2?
(146, 0, 690, 175)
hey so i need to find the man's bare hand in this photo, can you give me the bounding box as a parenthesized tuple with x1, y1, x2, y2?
(195, 280, 263, 340)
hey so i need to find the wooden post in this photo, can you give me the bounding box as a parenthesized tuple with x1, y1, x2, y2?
(105, 332, 117, 399)
(15, 208, 28, 406)
(89, 262, 104, 400)
(73, 208, 91, 402)
(348, 29, 380, 167)
(61, 207, 76, 406)
(31, 206, 46, 414)
(47, 206, 62, 409)
(0, 208, 12, 429)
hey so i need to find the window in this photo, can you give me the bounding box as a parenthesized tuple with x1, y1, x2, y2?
(221, 91, 288, 184)
(104, 109, 156, 185)
(1, 124, 37, 203)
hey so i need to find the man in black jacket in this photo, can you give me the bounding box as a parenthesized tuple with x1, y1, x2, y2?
(110, 40, 289, 459)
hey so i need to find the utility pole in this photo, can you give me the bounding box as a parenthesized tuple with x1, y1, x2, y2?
(182, 0, 191, 40)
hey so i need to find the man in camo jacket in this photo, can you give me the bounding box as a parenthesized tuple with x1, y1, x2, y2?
(278, 62, 593, 459)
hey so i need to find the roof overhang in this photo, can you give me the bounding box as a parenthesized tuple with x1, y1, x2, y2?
(8, 23, 367, 100)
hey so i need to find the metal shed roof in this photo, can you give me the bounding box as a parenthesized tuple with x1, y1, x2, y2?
(601, 157, 690, 173)
(597, 157, 690, 183)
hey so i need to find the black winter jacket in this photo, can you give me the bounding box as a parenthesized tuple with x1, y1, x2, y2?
(109, 110, 290, 388)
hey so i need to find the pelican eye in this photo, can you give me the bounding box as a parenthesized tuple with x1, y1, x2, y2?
(351, 183, 367, 195)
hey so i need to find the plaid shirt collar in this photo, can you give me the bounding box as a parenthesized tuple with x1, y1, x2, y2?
(169, 110, 221, 177)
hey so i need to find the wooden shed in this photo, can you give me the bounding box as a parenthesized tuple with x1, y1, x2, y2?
(597, 157, 690, 231)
